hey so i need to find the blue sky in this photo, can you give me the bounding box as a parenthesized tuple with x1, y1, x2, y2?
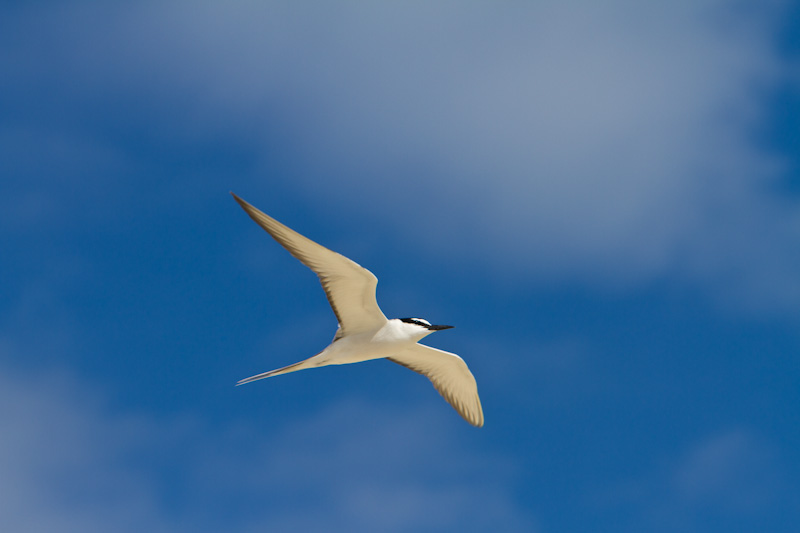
(2, 1, 799, 531)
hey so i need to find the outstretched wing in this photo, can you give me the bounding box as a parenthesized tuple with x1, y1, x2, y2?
(232, 193, 387, 334)
(388, 344, 484, 427)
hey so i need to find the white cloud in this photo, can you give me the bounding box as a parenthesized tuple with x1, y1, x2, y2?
(228, 400, 536, 532)
(3, 0, 798, 309)
(0, 363, 170, 533)
(592, 428, 799, 532)
(0, 352, 533, 533)
(672, 429, 782, 511)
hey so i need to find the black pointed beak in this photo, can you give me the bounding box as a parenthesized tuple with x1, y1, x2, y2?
(428, 324, 454, 331)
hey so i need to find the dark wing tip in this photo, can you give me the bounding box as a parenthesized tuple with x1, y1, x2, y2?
(230, 193, 263, 221)
(230, 191, 247, 207)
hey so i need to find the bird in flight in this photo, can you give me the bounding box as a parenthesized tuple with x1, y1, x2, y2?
(232, 193, 483, 427)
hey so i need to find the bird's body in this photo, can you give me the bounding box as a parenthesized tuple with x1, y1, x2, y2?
(232, 193, 483, 427)
(239, 319, 438, 378)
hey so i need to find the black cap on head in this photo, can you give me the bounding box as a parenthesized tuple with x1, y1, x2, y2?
(400, 318, 454, 331)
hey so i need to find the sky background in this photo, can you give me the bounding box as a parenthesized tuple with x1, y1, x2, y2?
(2, 1, 799, 531)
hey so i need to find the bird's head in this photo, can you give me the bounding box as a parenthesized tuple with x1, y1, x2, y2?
(399, 317, 454, 338)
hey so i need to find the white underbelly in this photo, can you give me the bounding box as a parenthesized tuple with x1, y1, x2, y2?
(321, 332, 412, 365)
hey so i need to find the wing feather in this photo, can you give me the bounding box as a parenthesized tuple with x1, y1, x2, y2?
(388, 344, 484, 427)
(232, 193, 387, 333)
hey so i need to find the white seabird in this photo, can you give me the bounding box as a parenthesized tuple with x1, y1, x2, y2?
(232, 193, 483, 427)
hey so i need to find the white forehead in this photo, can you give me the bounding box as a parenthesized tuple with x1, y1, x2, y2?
(412, 318, 431, 326)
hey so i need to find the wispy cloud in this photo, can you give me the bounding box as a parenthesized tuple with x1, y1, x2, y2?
(593, 428, 799, 532)
(672, 429, 783, 512)
(2, 1, 797, 311)
(0, 353, 533, 532)
(0, 362, 170, 532)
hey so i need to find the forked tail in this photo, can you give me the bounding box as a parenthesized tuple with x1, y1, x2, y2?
(236, 353, 324, 386)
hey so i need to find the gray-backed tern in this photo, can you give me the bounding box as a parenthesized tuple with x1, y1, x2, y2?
(232, 193, 483, 427)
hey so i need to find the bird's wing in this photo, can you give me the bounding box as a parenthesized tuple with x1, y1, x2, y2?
(232, 193, 387, 334)
(388, 344, 484, 427)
